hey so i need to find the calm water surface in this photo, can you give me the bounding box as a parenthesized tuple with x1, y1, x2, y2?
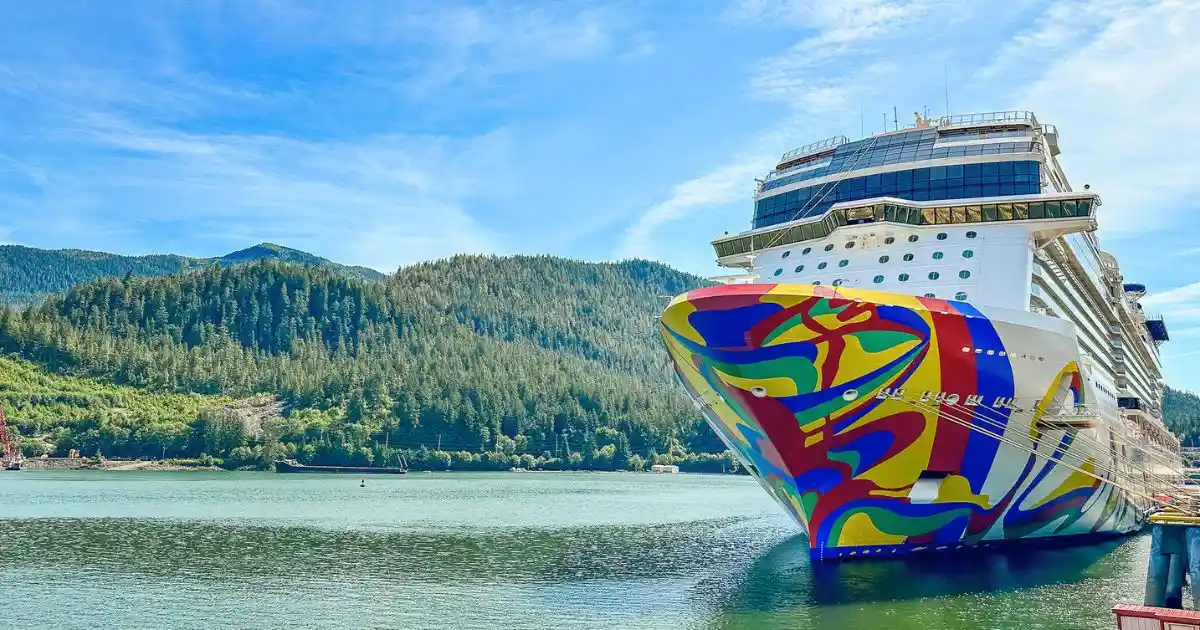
(0, 471, 1148, 629)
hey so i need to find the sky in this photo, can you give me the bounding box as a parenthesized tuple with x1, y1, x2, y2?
(2, 0, 1200, 387)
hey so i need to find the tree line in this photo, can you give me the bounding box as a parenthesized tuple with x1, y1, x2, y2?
(0, 256, 733, 471)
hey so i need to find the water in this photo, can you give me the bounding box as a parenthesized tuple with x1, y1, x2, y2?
(0, 471, 1149, 630)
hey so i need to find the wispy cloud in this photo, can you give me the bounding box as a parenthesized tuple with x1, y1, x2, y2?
(0, 0, 658, 270)
(616, 0, 954, 265)
(1002, 0, 1200, 234)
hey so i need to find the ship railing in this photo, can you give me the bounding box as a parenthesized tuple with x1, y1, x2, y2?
(937, 111, 1038, 129)
(778, 135, 849, 164)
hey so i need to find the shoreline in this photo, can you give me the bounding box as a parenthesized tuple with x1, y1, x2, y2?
(9, 458, 739, 475)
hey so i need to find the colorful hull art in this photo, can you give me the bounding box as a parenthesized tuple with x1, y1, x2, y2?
(660, 283, 1144, 560)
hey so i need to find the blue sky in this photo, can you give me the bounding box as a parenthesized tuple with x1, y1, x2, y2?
(2, 0, 1200, 388)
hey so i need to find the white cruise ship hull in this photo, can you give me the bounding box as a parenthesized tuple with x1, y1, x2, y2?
(661, 282, 1150, 560)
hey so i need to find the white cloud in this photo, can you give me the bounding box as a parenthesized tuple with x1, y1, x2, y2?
(616, 0, 944, 264)
(16, 113, 508, 272)
(615, 156, 767, 260)
(1143, 282, 1200, 309)
(1009, 0, 1200, 234)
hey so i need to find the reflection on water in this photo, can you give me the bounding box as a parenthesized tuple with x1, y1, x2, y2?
(0, 472, 1148, 630)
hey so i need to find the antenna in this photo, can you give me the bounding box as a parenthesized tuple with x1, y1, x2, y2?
(882, 113, 887, 133)
(893, 106, 898, 131)
(860, 102, 864, 138)
(944, 62, 951, 117)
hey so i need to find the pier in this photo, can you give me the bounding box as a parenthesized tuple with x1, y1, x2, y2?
(1115, 499, 1200, 628)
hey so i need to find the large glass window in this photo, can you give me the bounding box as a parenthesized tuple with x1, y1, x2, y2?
(754, 160, 1043, 228)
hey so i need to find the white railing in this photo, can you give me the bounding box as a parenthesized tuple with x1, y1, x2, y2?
(778, 135, 849, 163)
(938, 111, 1038, 128)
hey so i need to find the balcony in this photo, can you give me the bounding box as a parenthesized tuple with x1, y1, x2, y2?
(1118, 396, 1143, 411)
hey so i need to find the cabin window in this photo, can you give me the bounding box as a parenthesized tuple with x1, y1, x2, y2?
(873, 275, 884, 284)
(963, 250, 975, 258)
(838, 259, 849, 268)
(818, 262, 828, 270)
(966, 230, 977, 239)
(795, 265, 805, 273)
(928, 272, 940, 280)
(803, 247, 812, 255)
(932, 251, 944, 260)
(824, 244, 835, 251)
(955, 292, 968, 300)
(936, 232, 948, 240)
(774, 268, 783, 276)
(908, 235, 919, 243)
(884, 237, 895, 245)
(959, 270, 971, 279)
(903, 253, 915, 262)
(845, 241, 855, 249)
(782, 250, 791, 259)
(899, 273, 910, 282)
(879, 255, 890, 263)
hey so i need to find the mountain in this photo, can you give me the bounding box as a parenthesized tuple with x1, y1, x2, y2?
(0, 255, 724, 471)
(0, 243, 384, 304)
(217, 243, 385, 282)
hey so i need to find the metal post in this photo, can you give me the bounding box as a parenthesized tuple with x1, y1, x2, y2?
(1167, 552, 1187, 609)
(1146, 525, 1168, 607)
(1189, 527, 1200, 611)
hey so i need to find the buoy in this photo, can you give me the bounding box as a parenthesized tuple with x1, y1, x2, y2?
(360, 479, 365, 487)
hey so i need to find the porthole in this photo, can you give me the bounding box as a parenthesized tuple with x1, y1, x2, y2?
(936, 232, 948, 240)
(924, 293, 935, 298)
(932, 251, 944, 260)
(774, 268, 783, 276)
(899, 273, 910, 282)
(750, 386, 767, 398)
(963, 250, 974, 258)
(838, 259, 849, 267)
(955, 291, 968, 300)
(803, 247, 812, 255)
(903, 253, 915, 262)
(845, 241, 855, 249)
(908, 235, 919, 243)
(873, 275, 884, 284)
(966, 231, 977, 239)
(879, 255, 890, 263)
(959, 270, 971, 279)
(782, 250, 791, 259)
(832, 279, 843, 287)
(813, 280, 821, 285)
(795, 265, 805, 273)
(824, 244, 835, 252)
(884, 237, 895, 245)
(818, 262, 828, 270)
(928, 271, 940, 280)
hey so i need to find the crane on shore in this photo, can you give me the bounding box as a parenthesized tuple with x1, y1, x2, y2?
(0, 406, 21, 470)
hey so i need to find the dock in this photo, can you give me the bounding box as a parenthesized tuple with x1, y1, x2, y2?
(1114, 497, 1200, 628)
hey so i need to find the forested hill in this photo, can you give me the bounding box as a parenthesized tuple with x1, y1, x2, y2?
(0, 242, 383, 304)
(0, 255, 720, 471)
(1164, 387, 1200, 446)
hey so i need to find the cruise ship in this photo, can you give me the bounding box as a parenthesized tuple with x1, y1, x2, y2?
(659, 111, 1183, 560)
